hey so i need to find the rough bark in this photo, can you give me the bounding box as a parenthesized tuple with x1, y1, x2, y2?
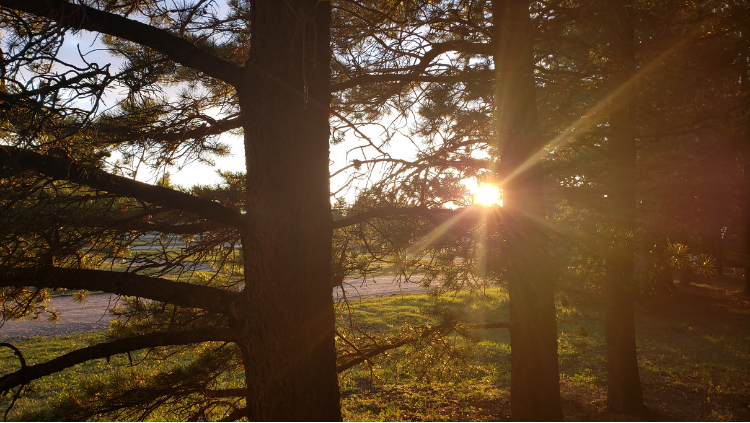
(603, 0, 646, 414)
(741, 48, 750, 296)
(235, 0, 341, 420)
(744, 155, 750, 295)
(492, 0, 563, 420)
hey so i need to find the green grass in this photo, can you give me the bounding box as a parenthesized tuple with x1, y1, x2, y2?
(0, 332, 120, 420)
(0, 333, 234, 421)
(2, 277, 749, 421)
(337, 278, 750, 421)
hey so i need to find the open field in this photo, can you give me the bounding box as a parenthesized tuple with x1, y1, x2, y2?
(1, 276, 748, 421)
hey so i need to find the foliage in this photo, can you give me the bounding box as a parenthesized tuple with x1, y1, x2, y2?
(0, 0, 748, 419)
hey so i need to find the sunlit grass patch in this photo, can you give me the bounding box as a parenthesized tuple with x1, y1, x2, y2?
(342, 382, 510, 422)
(0, 333, 238, 421)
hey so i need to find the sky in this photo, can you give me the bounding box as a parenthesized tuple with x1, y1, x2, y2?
(55, 30, 490, 206)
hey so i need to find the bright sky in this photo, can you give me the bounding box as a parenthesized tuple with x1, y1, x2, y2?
(54, 32, 496, 207)
(166, 135, 246, 188)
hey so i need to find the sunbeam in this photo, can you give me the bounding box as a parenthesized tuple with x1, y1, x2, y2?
(406, 208, 475, 256)
(501, 38, 692, 186)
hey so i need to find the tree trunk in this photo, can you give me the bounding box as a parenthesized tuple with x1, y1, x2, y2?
(237, 0, 341, 420)
(744, 162, 750, 295)
(603, 0, 646, 414)
(493, 0, 563, 420)
(741, 47, 750, 296)
(715, 226, 724, 276)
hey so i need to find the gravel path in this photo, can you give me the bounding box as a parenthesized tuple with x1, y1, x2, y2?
(0, 275, 428, 339)
(0, 294, 119, 339)
(334, 275, 428, 301)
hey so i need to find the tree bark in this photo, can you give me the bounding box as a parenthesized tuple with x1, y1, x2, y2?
(603, 0, 646, 414)
(235, 0, 341, 420)
(745, 228, 750, 293)
(492, 0, 563, 420)
(744, 154, 750, 295)
(741, 44, 750, 296)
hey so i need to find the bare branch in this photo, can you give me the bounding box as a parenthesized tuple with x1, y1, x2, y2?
(0, 267, 239, 315)
(0, 329, 238, 392)
(336, 337, 409, 373)
(336, 318, 509, 374)
(219, 407, 249, 422)
(0, 343, 27, 369)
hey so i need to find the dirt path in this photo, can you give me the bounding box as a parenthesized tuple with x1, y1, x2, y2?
(0, 275, 428, 339)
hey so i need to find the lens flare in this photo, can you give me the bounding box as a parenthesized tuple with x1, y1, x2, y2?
(464, 178, 502, 206)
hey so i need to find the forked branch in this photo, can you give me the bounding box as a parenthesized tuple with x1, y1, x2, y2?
(0, 329, 238, 392)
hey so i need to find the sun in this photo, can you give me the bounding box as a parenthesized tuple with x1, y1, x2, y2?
(463, 178, 502, 206)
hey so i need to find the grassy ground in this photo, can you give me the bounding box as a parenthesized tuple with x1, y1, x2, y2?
(1, 276, 748, 421)
(338, 276, 750, 421)
(0, 333, 213, 421)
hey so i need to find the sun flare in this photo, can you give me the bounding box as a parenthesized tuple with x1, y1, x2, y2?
(464, 178, 502, 206)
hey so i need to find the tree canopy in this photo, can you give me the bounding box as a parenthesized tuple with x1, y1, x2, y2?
(0, 0, 748, 420)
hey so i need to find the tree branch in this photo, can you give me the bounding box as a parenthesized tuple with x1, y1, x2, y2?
(463, 322, 510, 330)
(331, 41, 493, 91)
(110, 219, 224, 235)
(0, 329, 238, 392)
(336, 319, 508, 373)
(332, 206, 463, 229)
(113, 115, 243, 144)
(205, 388, 247, 398)
(331, 70, 493, 92)
(0, 267, 239, 316)
(336, 320, 460, 373)
(0, 0, 243, 85)
(0, 146, 243, 227)
(336, 337, 409, 373)
(219, 407, 249, 422)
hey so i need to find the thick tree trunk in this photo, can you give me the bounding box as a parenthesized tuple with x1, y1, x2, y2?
(714, 226, 724, 275)
(744, 164, 750, 295)
(236, 0, 341, 420)
(741, 51, 750, 296)
(493, 0, 563, 420)
(603, 0, 646, 414)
